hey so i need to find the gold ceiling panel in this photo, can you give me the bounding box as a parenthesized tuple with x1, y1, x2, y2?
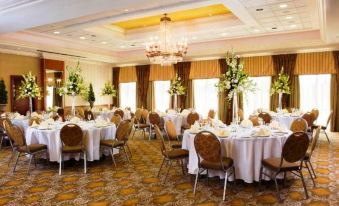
(112, 4, 230, 30)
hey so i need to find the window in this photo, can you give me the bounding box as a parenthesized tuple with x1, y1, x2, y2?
(119, 82, 136, 111)
(243, 77, 271, 119)
(193, 79, 219, 118)
(154, 81, 171, 112)
(299, 74, 331, 125)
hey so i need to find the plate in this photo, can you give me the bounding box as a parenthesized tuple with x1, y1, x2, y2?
(188, 130, 200, 134)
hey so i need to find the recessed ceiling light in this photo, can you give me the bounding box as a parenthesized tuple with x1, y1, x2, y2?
(101, 41, 107, 44)
(279, 4, 288, 8)
(53, 31, 60, 34)
(290, 24, 297, 28)
(124, 9, 129, 12)
(221, 32, 228, 36)
(191, 36, 197, 40)
(79, 36, 86, 40)
(286, 16, 293, 20)
(253, 29, 260, 32)
(256, 8, 264, 11)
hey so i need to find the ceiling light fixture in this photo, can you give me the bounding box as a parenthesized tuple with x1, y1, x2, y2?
(279, 4, 288, 8)
(101, 41, 107, 44)
(286, 16, 293, 19)
(79, 36, 86, 40)
(256, 8, 264, 11)
(221, 32, 228, 36)
(145, 13, 188, 66)
(53, 31, 60, 34)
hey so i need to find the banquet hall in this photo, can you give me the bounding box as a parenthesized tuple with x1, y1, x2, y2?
(0, 0, 338, 205)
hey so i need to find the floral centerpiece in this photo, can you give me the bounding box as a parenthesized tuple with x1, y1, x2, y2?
(216, 50, 255, 124)
(168, 74, 186, 110)
(271, 67, 290, 111)
(58, 62, 86, 116)
(101, 82, 116, 109)
(18, 72, 42, 114)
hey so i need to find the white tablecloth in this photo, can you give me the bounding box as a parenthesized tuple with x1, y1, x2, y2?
(94, 110, 131, 121)
(12, 119, 29, 133)
(162, 114, 183, 134)
(182, 128, 291, 183)
(25, 122, 117, 162)
(272, 115, 300, 129)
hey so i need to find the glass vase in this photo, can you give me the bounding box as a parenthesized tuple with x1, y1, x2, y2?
(173, 94, 178, 111)
(29, 96, 33, 116)
(232, 92, 239, 125)
(71, 94, 76, 117)
(278, 92, 283, 112)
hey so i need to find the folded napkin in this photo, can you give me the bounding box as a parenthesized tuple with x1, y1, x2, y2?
(38, 121, 49, 130)
(255, 128, 271, 136)
(190, 122, 200, 132)
(240, 119, 253, 128)
(46, 118, 55, 124)
(70, 116, 80, 123)
(282, 109, 289, 114)
(215, 129, 230, 137)
(31, 120, 39, 128)
(269, 120, 280, 130)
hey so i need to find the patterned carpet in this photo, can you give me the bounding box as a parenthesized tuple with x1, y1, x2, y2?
(0, 131, 338, 206)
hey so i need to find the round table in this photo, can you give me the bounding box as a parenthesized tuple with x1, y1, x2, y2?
(182, 128, 291, 183)
(12, 118, 29, 133)
(25, 122, 117, 162)
(271, 114, 300, 129)
(162, 114, 183, 134)
(93, 109, 131, 120)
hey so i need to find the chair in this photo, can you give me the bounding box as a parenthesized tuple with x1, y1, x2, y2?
(302, 112, 315, 131)
(303, 127, 320, 186)
(114, 109, 124, 119)
(249, 116, 260, 126)
(2, 119, 15, 165)
(148, 112, 161, 140)
(59, 124, 86, 175)
(155, 125, 188, 183)
(193, 131, 235, 201)
(8, 125, 48, 174)
(208, 109, 215, 119)
(111, 114, 122, 126)
(28, 117, 42, 126)
(165, 120, 182, 149)
(310, 108, 319, 123)
(258, 112, 272, 124)
(259, 132, 310, 201)
(77, 108, 85, 119)
(131, 108, 149, 139)
(290, 118, 308, 132)
(100, 120, 132, 166)
(84, 110, 94, 121)
(182, 112, 199, 130)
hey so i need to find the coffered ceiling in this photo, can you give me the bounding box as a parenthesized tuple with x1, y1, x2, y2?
(0, 0, 338, 65)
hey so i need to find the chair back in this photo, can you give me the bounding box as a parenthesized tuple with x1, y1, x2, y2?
(325, 111, 333, 127)
(208, 109, 215, 119)
(8, 125, 26, 147)
(194, 131, 221, 162)
(135, 108, 143, 121)
(60, 124, 83, 147)
(290, 118, 308, 132)
(311, 108, 319, 121)
(302, 112, 315, 127)
(114, 109, 124, 119)
(165, 120, 178, 141)
(28, 117, 42, 126)
(249, 116, 259, 126)
(84, 110, 94, 120)
(116, 120, 132, 141)
(149, 112, 160, 126)
(111, 114, 122, 126)
(258, 112, 271, 124)
(238, 108, 244, 121)
(154, 125, 167, 157)
(308, 127, 321, 157)
(141, 109, 149, 123)
(282, 132, 309, 163)
(187, 112, 199, 126)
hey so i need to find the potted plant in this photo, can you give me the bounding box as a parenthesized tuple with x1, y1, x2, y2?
(85, 83, 96, 109)
(0, 79, 8, 113)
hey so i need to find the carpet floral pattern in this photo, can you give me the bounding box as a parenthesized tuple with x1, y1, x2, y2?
(0, 132, 338, 206)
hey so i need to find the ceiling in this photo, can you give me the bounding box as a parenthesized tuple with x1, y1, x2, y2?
(0, 0, 338, 65)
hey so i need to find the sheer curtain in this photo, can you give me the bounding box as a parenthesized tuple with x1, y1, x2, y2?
(193, 79, 219, 118)
(154, 81, 170, 112)
(299, 74, 331, 125)
(119, 82, 136, 111)
(243, 77, 271, 119)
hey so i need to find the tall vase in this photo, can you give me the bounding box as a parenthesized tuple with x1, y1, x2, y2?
(71, 93, 76, 117)
(278, 92, 283, 112)
(173, 94, 178, 111)
(28, 96, 33, 116)
(232, 92, 239, 124)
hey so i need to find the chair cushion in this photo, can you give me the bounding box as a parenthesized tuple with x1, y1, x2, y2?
(171, 143, 182, 149)
(200, 157, 233, 170)
(166, 149, 188, 159)
(100, 139, 124, 147)
(18, 144, 47, 153)
(262, 157, 300, 171)
(62, 145, 83, 153)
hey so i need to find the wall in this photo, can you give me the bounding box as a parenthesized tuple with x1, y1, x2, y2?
(64, 60, 113, 107)
(0, 53, 41, 112)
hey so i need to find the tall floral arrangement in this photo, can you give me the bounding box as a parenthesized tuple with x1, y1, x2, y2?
(18, 72, 42, 99)
(271, 67, 290, 95)
(168, 74, 186, 96)
(215, 51, 255, 101)
(101, 82, 117, 96)
(57, 62, 86, 96)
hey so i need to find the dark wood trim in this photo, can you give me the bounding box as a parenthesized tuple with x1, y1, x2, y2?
(10, 75, 21, 112)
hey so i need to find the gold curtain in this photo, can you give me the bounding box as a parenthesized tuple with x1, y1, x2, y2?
(119, 66, 137, 83)
(149, 65, 175, 81)
(295, 51, 336, 75)
(147, 81, 155, 111)
(242, 55, 274, 76)
(331, 51, 339, 132)
(189, 60, 221, 79)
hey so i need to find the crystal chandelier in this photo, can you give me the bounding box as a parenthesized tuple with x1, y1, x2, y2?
(145, 14, 188, 66)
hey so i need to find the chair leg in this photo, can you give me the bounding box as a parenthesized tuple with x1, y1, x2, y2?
(305, 161, 315, 186)
(13, 152, 20, 172)
(180, 159, 185, 175)
(84, 152, 87, 174)
(8, 150, 15, 167)
(164, 160, 172, 183)
(233, 166, 237, 185)
(299, 169, 309, 199)
(122, 147, 130, 163)
(46, 150, 50, 167)
(33, 155, 37, 168)
(126, 144, 132, 157)
(157, 158, 165, 177)
(308, 161, 317, 179)
(193, 169, 199, 195)
(110, 148, 116, 167)
(27, 154, 33, 175)
(0, 136, 3, 150)
(324, 131, 330, 143)
(59, 153, 62, 175)
(149, 126, 152, 141)
(283, 172, 287, 187)
(131, 128, 136, 140)
(207, 169, 209, 186)
(273, 174, 281, 202)
(223, 171, 228, 201)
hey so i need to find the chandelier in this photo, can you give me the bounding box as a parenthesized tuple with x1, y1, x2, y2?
(145, 14, 188, 66)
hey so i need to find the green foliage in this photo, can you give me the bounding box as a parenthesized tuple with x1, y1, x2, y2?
(58, 61, 86, 96)
(271, 68, 290, 95)
(18, 72, 41, 99)
(101, 82, 117, 96)
(168, 74, 186, 96)
(0, 79, 8, 104)
(87, 83, 96, 102)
